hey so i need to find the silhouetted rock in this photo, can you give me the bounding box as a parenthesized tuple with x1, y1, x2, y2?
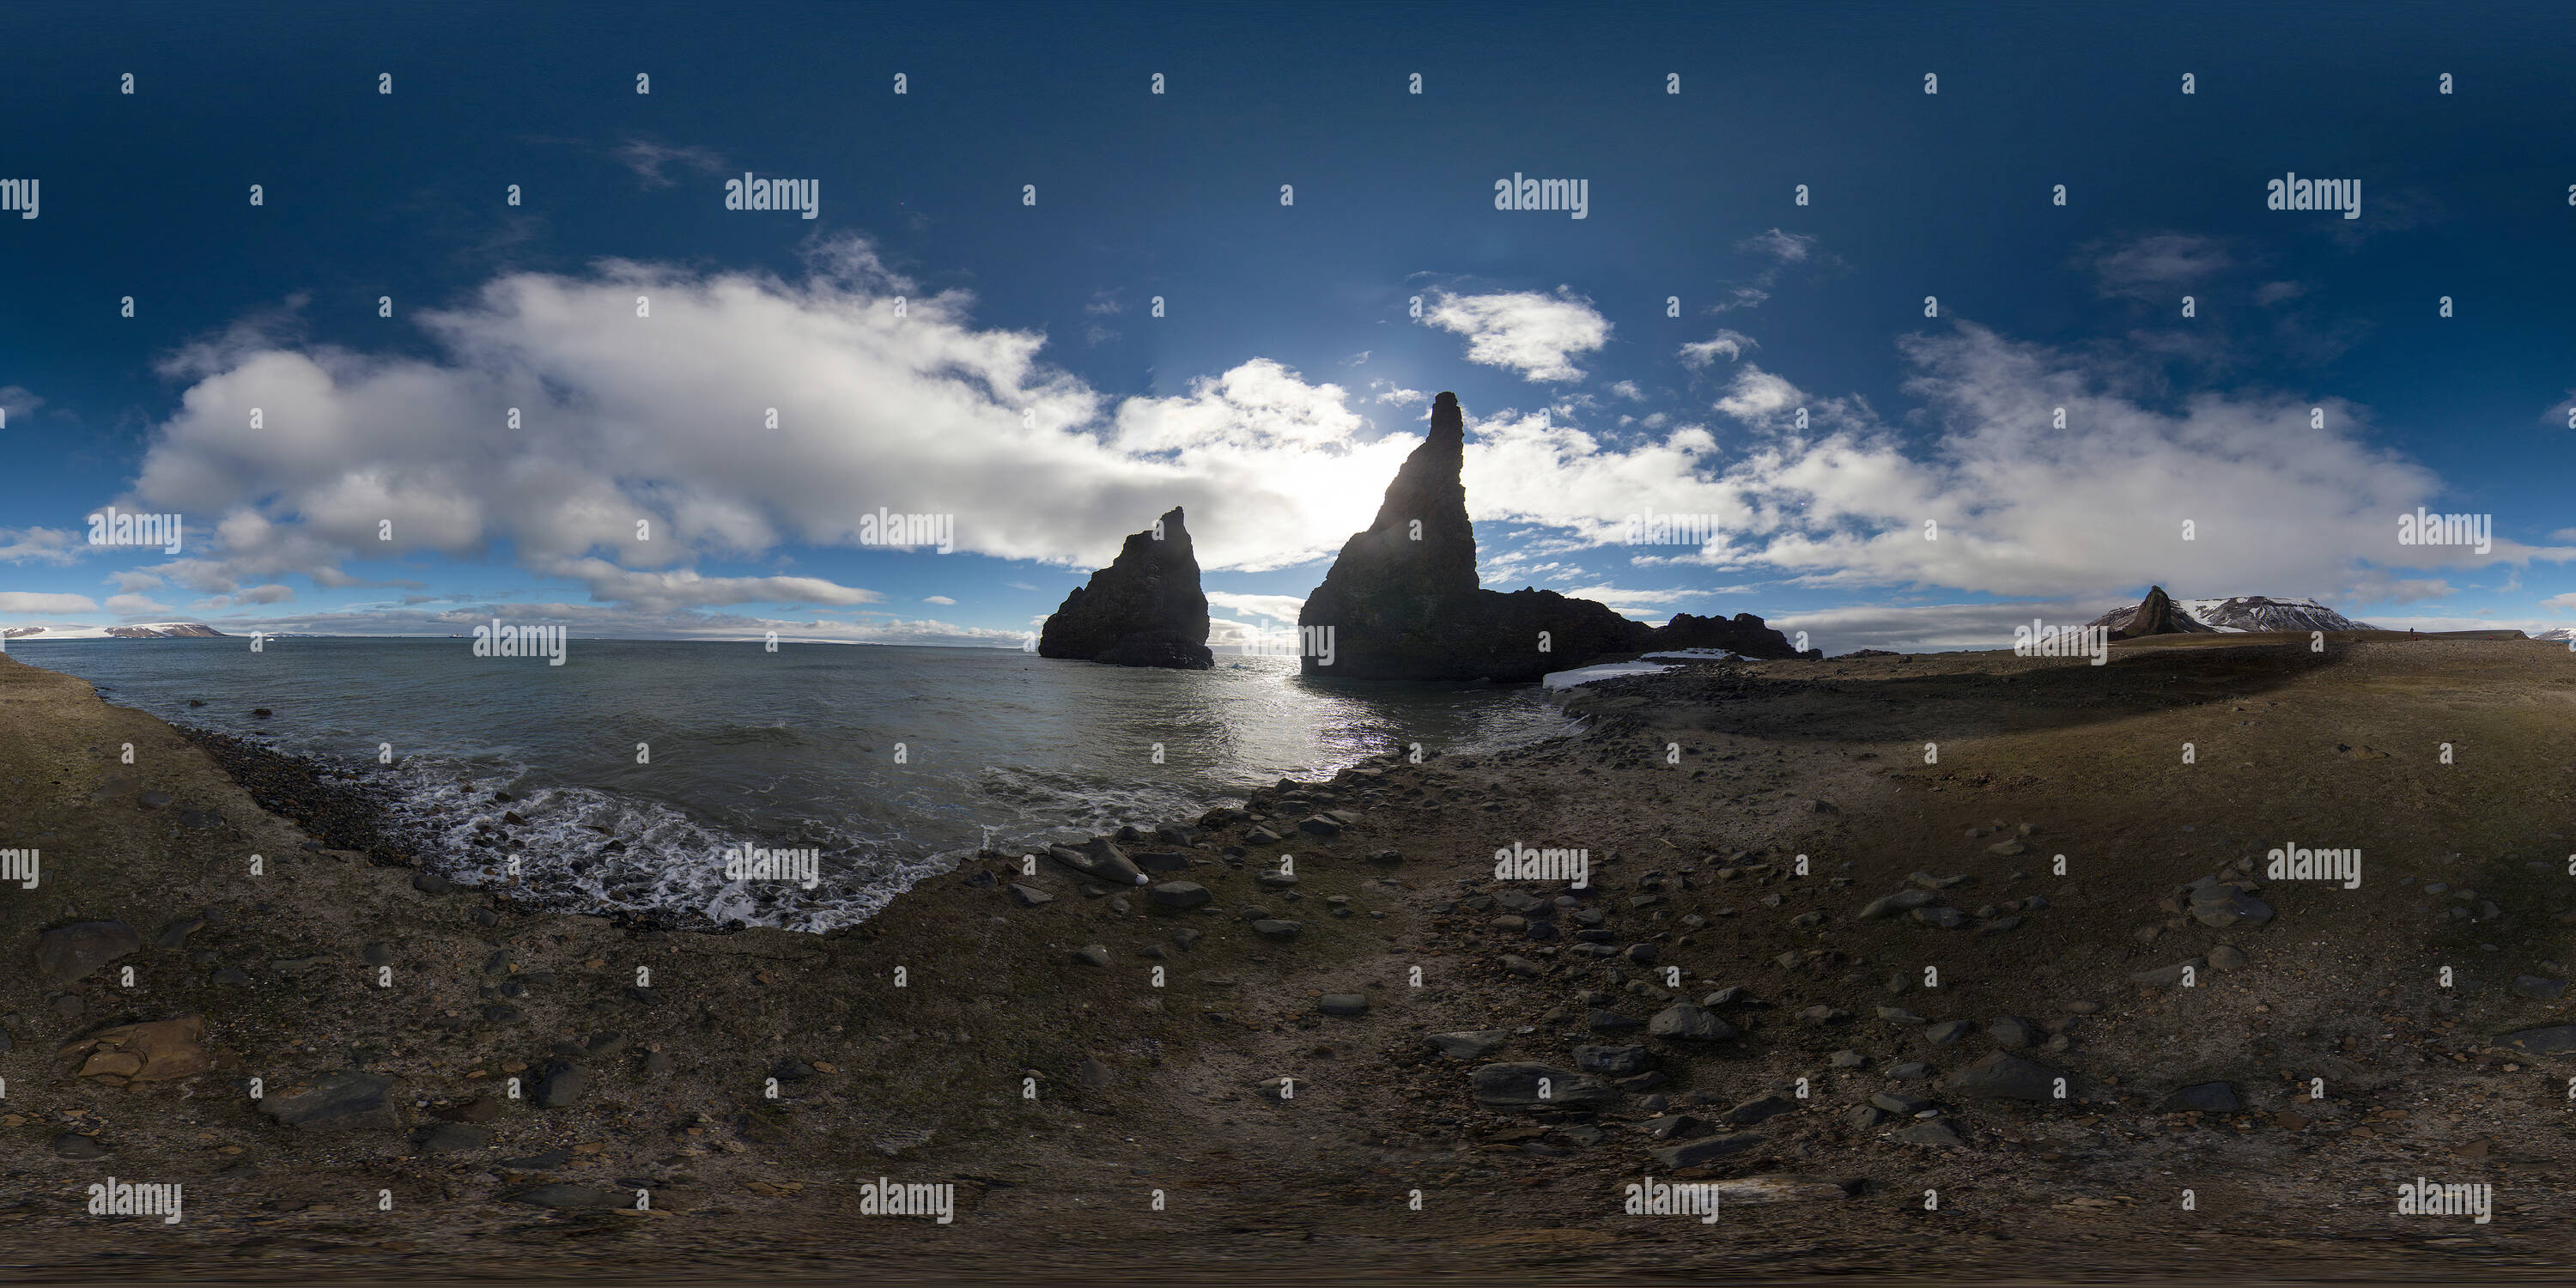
(1300, 392, 1803, 679)
(1039, 506, 1213, 669)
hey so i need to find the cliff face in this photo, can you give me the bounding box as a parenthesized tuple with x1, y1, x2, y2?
(1038, 506, 1215, 669)
(1298, 392, 1807, 681)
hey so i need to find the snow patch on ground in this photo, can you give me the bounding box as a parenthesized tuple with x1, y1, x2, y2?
(1544, 661, 1676, 690)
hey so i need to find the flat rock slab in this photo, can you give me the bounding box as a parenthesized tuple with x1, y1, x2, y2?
(2493, 1025, 2576, 1056)
(2162, 1081, 2238, 1112)
(1859, 890, 1936, 919)
(58, 1013, 213, 1084)
(1943, 1052, 2062, 1101)
(260, 1070, 399, 1130)
(1316, 993, 1369, 1016)
(1893, 1121, 1965, 1147)
(1648, 1131, 1764, 1169)
(1427, 1030, 1510, 1060)
(1472, 1062, 1619, 1109)
(1048, 842, 1146, 888)
(36, 920, 142, 985)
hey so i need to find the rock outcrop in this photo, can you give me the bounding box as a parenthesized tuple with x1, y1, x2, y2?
(2098, 586, 2217, 641)
(1298, 392, 1807, 681)
(1038, 506, 1214, 669)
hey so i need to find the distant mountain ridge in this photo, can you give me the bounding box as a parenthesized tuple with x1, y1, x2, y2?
(2081, 595, 2373, 636)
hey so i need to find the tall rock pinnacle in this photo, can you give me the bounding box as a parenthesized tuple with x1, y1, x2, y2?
(1298, 392, 1806, 681)
(1038, 506, 1215, 669)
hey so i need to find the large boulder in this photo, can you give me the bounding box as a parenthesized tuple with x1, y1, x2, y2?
(57, 1014, 214, 1084)
(1038, 506, 1214, 669)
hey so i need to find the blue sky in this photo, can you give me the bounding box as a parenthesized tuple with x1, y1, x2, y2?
(4, 0, 2573, 652)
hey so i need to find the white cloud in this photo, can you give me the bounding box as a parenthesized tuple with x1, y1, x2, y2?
(613, 138, 727, 189)
(1205, 591, 1304, 623)
(1711, 287, 1770, 313)
(0, 592, 98, 614)
(118, 243, 1448, 621)
(1736, 228, 1817, 264)
(106, 593, 172, 617)
(1680, 330, 1758, 370)
(238, 583, 295, 605)
(2089, 233, 2234, 300)
(1421, 288, 1610, 383)
(1607, 380, 1643, 401)
(1711, 364, 1803, 421)
(922, 594, 957, 605)
(0, 526, 82, 565)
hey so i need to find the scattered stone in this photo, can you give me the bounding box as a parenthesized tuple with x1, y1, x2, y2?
(2208, 945, 2248, 971)
(1072, 945, 1111, 968)
(2492, 1025, 2576, 1056)
(1648, 1002, 1735, 1042)
(1796, 1005, 1850, 1025)
(1893, 1120, 1965, 1148)
(1885, 1061, 1933, 1079)
(1500, 956, 1544, 978)
(1909, 906, 1969, 930)
(412, 872, 456, 896)
(1009, 884, 1054, 908)
(1923, 1020, 1971, 1045)
(1317, 993, 1369, 1017)
(1252, 920, 1302, 940)
(1985, 1017, 2036, 1048)
(1149, 881, 1211, 909)
(52, 1132, 111, 1159)
(1847, 1106, 1885, 1129)
(1576, 1044, 1651, 1077)
(1830, 1049, 1867, 1069)
(1870, 1092, 1932, 1114)
(415, 1122, 489, 1154)
(2512, 976, 2568, 1001)
(1724, 1095, 1797, 1126)
(510, 1184, 621, 1210)
(535, 1061, 586, 1109)
(1859, 890, 1937, 920)
(258, 1071, 399, 1130)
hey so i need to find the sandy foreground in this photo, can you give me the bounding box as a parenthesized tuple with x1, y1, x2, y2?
(1, 636, 2573, 1282)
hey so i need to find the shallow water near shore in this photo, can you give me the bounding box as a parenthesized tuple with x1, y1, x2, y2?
(13, 637, 1570, 929)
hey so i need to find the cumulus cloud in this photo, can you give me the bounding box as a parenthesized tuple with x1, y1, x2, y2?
(116, 243, 1454, 622)
(105, 592, 173, 617)
(1421, 288, 1610, 382)
(922, 594, 956, 605)
(0, 592, 97, 613)
(0, 526, 82, 565)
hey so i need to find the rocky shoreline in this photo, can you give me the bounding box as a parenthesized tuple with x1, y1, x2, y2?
(4, 640, 2576, 1279)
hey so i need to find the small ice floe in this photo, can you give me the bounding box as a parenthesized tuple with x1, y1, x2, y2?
(1542, 661, 1675, 691)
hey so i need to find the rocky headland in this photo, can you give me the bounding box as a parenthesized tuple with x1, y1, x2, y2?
(1038, 505, 1215, 670)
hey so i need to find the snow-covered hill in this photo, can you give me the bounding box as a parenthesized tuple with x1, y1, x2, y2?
(2175, 597, 2375, 633)
(2, 622, 229, 640)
